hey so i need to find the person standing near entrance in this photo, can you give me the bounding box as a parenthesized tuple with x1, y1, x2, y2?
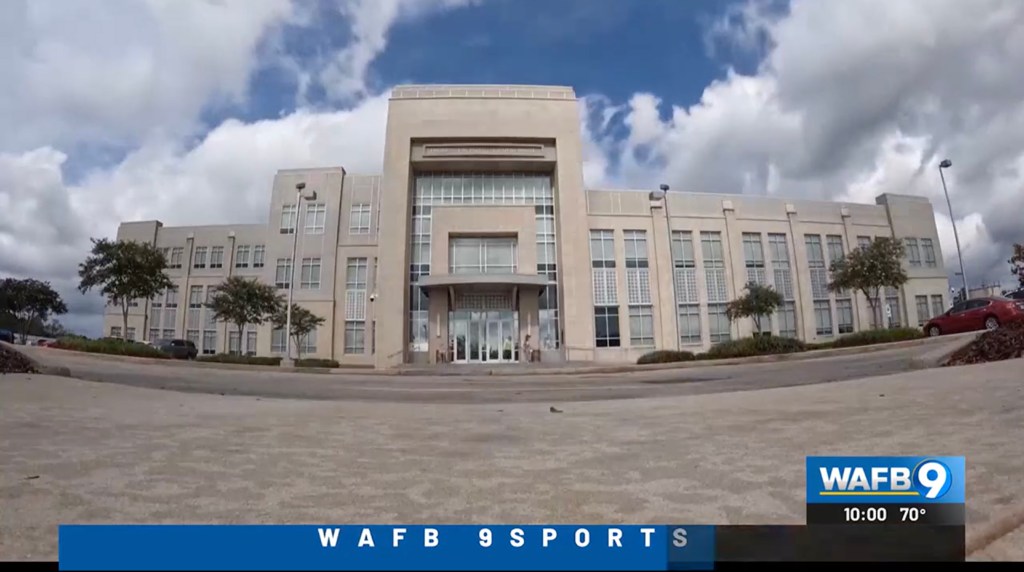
(522, 334, 532, 363)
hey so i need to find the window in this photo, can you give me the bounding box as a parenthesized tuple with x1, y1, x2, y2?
(275, 258, 292, 289)
(836, 300, 854, 334)
(162, 328, 175, 340)
(921, 238, 937, 267)
(768, 233, 797, 338)
(169, 247, 184, 269)
(409, 207, 432, 352)
(235, 245, 250, 268)
(163, 287, 178, 333)
(304, 203, 326, 234)
(814, 300, 834, 336)
(125, 327, 136, 341)
(202, 330, 217, 355)
(594, 306, 621, 347)
(805, 235, 830, 300)
(280, 204, 297, 234)
(345, 321, 365, 354)
(228, 331, 241, 355)
(271, 328, 286, 353)
(345, 258, 368, 321)
(210, 246, 224, 269)
(414, 172, 553, 206)
(535, 204, 560, 350)
(708, 304, 731, 343)
(186, 329, 199, 347)
(301, 328, 317, 354)
(193, 246, 207, 269)
(252, 245, 266, 268)
(884, 287, 902, 327)
(245, 330, 257, 356)
(931, 294, 945, 318)
(916, 295, 930, 325)
(671, 231, 701, 344)
(628, 306, 654, 346)
(590, 230, 617, 307)
(449, 238, 518, 274)
(742, 233, 766, 285)
(857, 236, 872, 250)
(703, 232, 730, 343)
(189, 286, 203, 308)
(827, 235, 851, 301)
(148, 328, 160, 343)
(349, 203, 371, 234)
(300, 258, 322, 289)
(905, 238, 921, 267)
(110, 326, 122, 338)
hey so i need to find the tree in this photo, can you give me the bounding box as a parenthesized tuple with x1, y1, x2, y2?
(78, 238, 175, 341)
(271, 304, 326, 360)
(725, 281, 785, 335)
(0, 278, 68, 343)
(828, 236, 908, 329)
(42, 318, 71, 338)
(207, 276, 283, 351)
(1010, 243, 1024, 288)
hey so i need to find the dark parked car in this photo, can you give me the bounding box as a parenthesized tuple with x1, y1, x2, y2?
(0, 329, 14, 344)
(155, 338, 198, 360)
(923, 296, 1024, 336)
(1006, 288, 1024, 301)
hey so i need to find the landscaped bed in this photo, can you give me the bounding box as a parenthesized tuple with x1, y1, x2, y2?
(1, 346, 38, 374)
(944, 321, 1024, 366)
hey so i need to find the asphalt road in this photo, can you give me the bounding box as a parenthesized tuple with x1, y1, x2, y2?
(19, 338, 967, 404)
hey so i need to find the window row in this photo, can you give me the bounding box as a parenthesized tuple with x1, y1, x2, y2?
(414, 172, 554, 206)
(903, 237, 938, 268)
(159, 245, 266, 271)
(274, 258, 323, 289)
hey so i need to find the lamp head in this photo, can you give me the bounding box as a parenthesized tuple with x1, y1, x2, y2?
(659, 183, 670, 192)
(296, 182, 306, 191)
(939, 159, 952, 169)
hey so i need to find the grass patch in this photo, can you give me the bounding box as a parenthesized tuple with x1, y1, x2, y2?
(826, 327, 924, 348)
(196, 353, 283, 366)
(706, 336, 806, 359)
(636, 350, 696, 365)
(295, 358, 340, 369)
(53, 337, 169, 359)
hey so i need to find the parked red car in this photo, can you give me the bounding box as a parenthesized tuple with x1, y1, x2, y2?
(923, 296, 1024, 336)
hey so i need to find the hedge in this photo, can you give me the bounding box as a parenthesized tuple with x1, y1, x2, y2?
(705, 336, 806, 359)
(295, 358, 340, 369)
(636, 350, 696, 365)
(53, 337, 170, 359)
(825, 327, 924, 348)
(196, 353, 283, 366)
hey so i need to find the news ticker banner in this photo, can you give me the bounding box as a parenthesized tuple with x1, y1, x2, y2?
(805, 456, 966, 526)
(57, 523, 964, 570)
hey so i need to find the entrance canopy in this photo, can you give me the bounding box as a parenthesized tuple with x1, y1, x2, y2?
(418, 273, 547, 300)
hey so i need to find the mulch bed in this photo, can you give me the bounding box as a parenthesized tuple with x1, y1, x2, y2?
(944, 320, 1024, 366)
(1, 346, 39, 374)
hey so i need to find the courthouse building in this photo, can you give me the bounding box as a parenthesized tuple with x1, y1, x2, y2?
(106, 84, 951, 368)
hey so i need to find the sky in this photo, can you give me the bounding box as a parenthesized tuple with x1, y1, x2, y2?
(1, 0, 1023, 336)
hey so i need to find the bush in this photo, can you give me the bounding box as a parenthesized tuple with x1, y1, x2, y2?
(827, 327, 923, 348)
(196, 353, 283, 366)
(636, 350, 696, 365)
(295, 358, 340, 369)
(706, 336, 806, 359)
(53, 337, 169, 359)
(1, 346, 38, 374)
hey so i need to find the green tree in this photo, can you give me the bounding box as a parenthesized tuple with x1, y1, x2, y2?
(42, 318, 71, 338)
(1009, 243, 1024, 288)
(207, 276, 283, 351)
(78, 238, 175, 341)
(0, 278, 68, 343)
(725, 281, 785, 334)
(828, 236, 908, 329)
(272, 304, 326, 360)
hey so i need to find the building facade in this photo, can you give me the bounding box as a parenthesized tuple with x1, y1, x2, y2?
(105, 84, 951, 368)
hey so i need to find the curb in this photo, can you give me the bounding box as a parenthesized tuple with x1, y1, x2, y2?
(967, 502, 1024, 557)
(24, 331, 977, 378)
(0, 341, 72, 377)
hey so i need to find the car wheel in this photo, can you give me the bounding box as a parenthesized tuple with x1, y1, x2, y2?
(984, 316, 999, 331)
(927, 326, 941, 337)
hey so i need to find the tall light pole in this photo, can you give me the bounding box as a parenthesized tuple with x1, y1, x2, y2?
(284, 182, 316, 366)
(938, 159, 968, 301)
(660, 183, 681, 351)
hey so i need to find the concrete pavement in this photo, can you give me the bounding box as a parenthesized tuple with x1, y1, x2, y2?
(15, 337, 968, 403)
(2, 358, 1022, 560)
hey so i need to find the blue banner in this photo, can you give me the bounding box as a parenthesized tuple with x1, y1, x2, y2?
(58, 524, 716, 571)
(806, 456, 965, 504)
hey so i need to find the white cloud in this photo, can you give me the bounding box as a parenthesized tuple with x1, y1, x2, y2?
(582, 0, 1024, 291)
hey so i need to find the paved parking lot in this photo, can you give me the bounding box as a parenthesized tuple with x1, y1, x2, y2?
(2, 357, 1022, 560)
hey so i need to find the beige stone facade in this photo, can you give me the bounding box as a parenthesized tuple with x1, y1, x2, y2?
(105, 84, 950, 368)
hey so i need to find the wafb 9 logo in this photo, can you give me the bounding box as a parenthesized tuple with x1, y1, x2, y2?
(806, 456, 965, 504)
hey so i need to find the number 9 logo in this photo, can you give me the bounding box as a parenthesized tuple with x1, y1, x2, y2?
(913, 460, 952, 499)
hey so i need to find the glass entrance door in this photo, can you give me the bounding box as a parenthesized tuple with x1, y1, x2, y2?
(450, 310, 519, 363)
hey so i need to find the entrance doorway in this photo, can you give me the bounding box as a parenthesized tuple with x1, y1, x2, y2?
(450, 310, 519, 363)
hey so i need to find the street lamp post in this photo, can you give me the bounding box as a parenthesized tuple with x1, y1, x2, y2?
(938, 159, 969, 301)
(660, 183, 681, 351)
(284, 182, 317, 367)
